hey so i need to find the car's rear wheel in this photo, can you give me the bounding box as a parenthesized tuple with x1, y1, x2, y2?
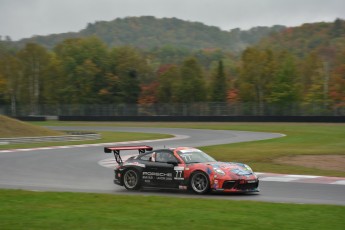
(190, 171, 210, 194)
(123, 169, 141, 190)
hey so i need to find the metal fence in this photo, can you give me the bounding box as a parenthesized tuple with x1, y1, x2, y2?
(1, 102, 344, 117)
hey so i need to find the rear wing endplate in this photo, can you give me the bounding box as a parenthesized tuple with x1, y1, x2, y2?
(104, 145, 153, 164)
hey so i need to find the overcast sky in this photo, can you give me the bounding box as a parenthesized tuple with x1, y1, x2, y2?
(1, 0, 344, 41)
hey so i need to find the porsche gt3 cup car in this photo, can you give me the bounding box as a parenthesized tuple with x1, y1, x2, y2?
(104, 145, 259, 194)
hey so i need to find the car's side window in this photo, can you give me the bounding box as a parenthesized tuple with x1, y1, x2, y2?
(139, 152, 153, 161)
(155, 150, 178, 163)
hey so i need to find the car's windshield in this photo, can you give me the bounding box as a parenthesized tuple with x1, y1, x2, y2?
(177, 149, 216, 164)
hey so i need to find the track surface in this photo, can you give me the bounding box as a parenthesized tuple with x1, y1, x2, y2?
(1, 126, 344, 205)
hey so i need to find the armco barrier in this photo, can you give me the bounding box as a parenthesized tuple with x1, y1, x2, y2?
(58, 116, 345, 122)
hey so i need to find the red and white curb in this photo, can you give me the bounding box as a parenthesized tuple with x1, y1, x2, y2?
(256, 172, 345, 185)
(98, 158, 345, 186)
(0, 134, 189, 153)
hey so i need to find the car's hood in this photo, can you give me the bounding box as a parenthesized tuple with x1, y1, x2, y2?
(205, 161, 254, 176)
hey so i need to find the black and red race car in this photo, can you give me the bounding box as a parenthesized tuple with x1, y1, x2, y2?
(104, 145, 259, 194)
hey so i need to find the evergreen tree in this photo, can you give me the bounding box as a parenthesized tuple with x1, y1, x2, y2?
(210, 60, 227, 102)
(121, 69, 140, 103)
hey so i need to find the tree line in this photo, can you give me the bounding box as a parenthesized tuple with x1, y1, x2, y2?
(15, 16, 285, 51)
(0, 20, 344, 116)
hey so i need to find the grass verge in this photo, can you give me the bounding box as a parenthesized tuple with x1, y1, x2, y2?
(0, 190, 344, 230)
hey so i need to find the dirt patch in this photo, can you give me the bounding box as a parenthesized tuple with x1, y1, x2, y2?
(274, 155, 345, 172)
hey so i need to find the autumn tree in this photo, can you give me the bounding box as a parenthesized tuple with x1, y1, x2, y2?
(17, 43, 50, 114)
(108, 46, 152, 104)
(156, 65, 180, 103)
(53, 37, 108, 104)
(300, 52, 329, 112)
(329, 50, 345, 113)
(138, 81, 159, 104)
(0, 55, 22, 114)
(267, 51, 300, 114)
(41, 53, 63, 104)
(174, 57, 206, 103)
(0, 69, 6, 104)
(238, 48, 276, 114)
(98, 73, 121, 103)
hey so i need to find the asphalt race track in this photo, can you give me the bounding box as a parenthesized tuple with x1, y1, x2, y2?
(1, 126, 344, 205)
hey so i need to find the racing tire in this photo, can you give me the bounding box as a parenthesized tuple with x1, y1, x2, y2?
(123, 169, 141, 190)
(189, 171, 210, 194)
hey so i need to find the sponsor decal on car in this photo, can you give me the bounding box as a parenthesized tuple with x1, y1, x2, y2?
(143, 171, 173, 180)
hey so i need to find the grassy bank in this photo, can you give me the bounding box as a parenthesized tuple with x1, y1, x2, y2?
(0, 190, 344, 230)
(0, 115, 63, 137)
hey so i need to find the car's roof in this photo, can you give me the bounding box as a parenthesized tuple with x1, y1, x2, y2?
(139, 147, 199, 155)
(175, 147, 199, 151)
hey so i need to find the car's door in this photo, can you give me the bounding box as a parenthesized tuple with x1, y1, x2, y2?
(152, 150, 181, 188)
(138, 152, 159, 187)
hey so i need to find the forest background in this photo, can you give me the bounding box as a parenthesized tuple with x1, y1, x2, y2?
(0, 16, 344, 116)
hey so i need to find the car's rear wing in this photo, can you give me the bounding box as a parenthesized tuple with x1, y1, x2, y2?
(104, 145, 153, 165)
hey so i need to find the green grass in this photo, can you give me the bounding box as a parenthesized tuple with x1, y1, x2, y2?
(32, 121, 345, 177)
(198, 123, 345, 177)
(0, 190, 344, 230)
(0, 131, 172, 150)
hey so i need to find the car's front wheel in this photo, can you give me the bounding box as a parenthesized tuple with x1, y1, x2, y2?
(190, 171, 210, 194)
(123, 169, 141, 190)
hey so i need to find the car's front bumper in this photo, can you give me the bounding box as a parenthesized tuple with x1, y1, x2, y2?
(212, 179, 260, 193)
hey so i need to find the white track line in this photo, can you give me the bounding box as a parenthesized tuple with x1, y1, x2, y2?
(0, 134, 189, 153)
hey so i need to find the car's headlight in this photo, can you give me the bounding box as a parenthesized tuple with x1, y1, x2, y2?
(244, 164, 253, 172)
(214, 168, 225, 176)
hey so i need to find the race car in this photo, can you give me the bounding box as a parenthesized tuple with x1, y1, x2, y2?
(104, 145, 259, 194)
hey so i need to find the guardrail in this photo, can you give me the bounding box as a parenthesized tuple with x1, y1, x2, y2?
(58, 115, 345, 122)
(2, 102, 345, 116)
(0, 133, 101, 145)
